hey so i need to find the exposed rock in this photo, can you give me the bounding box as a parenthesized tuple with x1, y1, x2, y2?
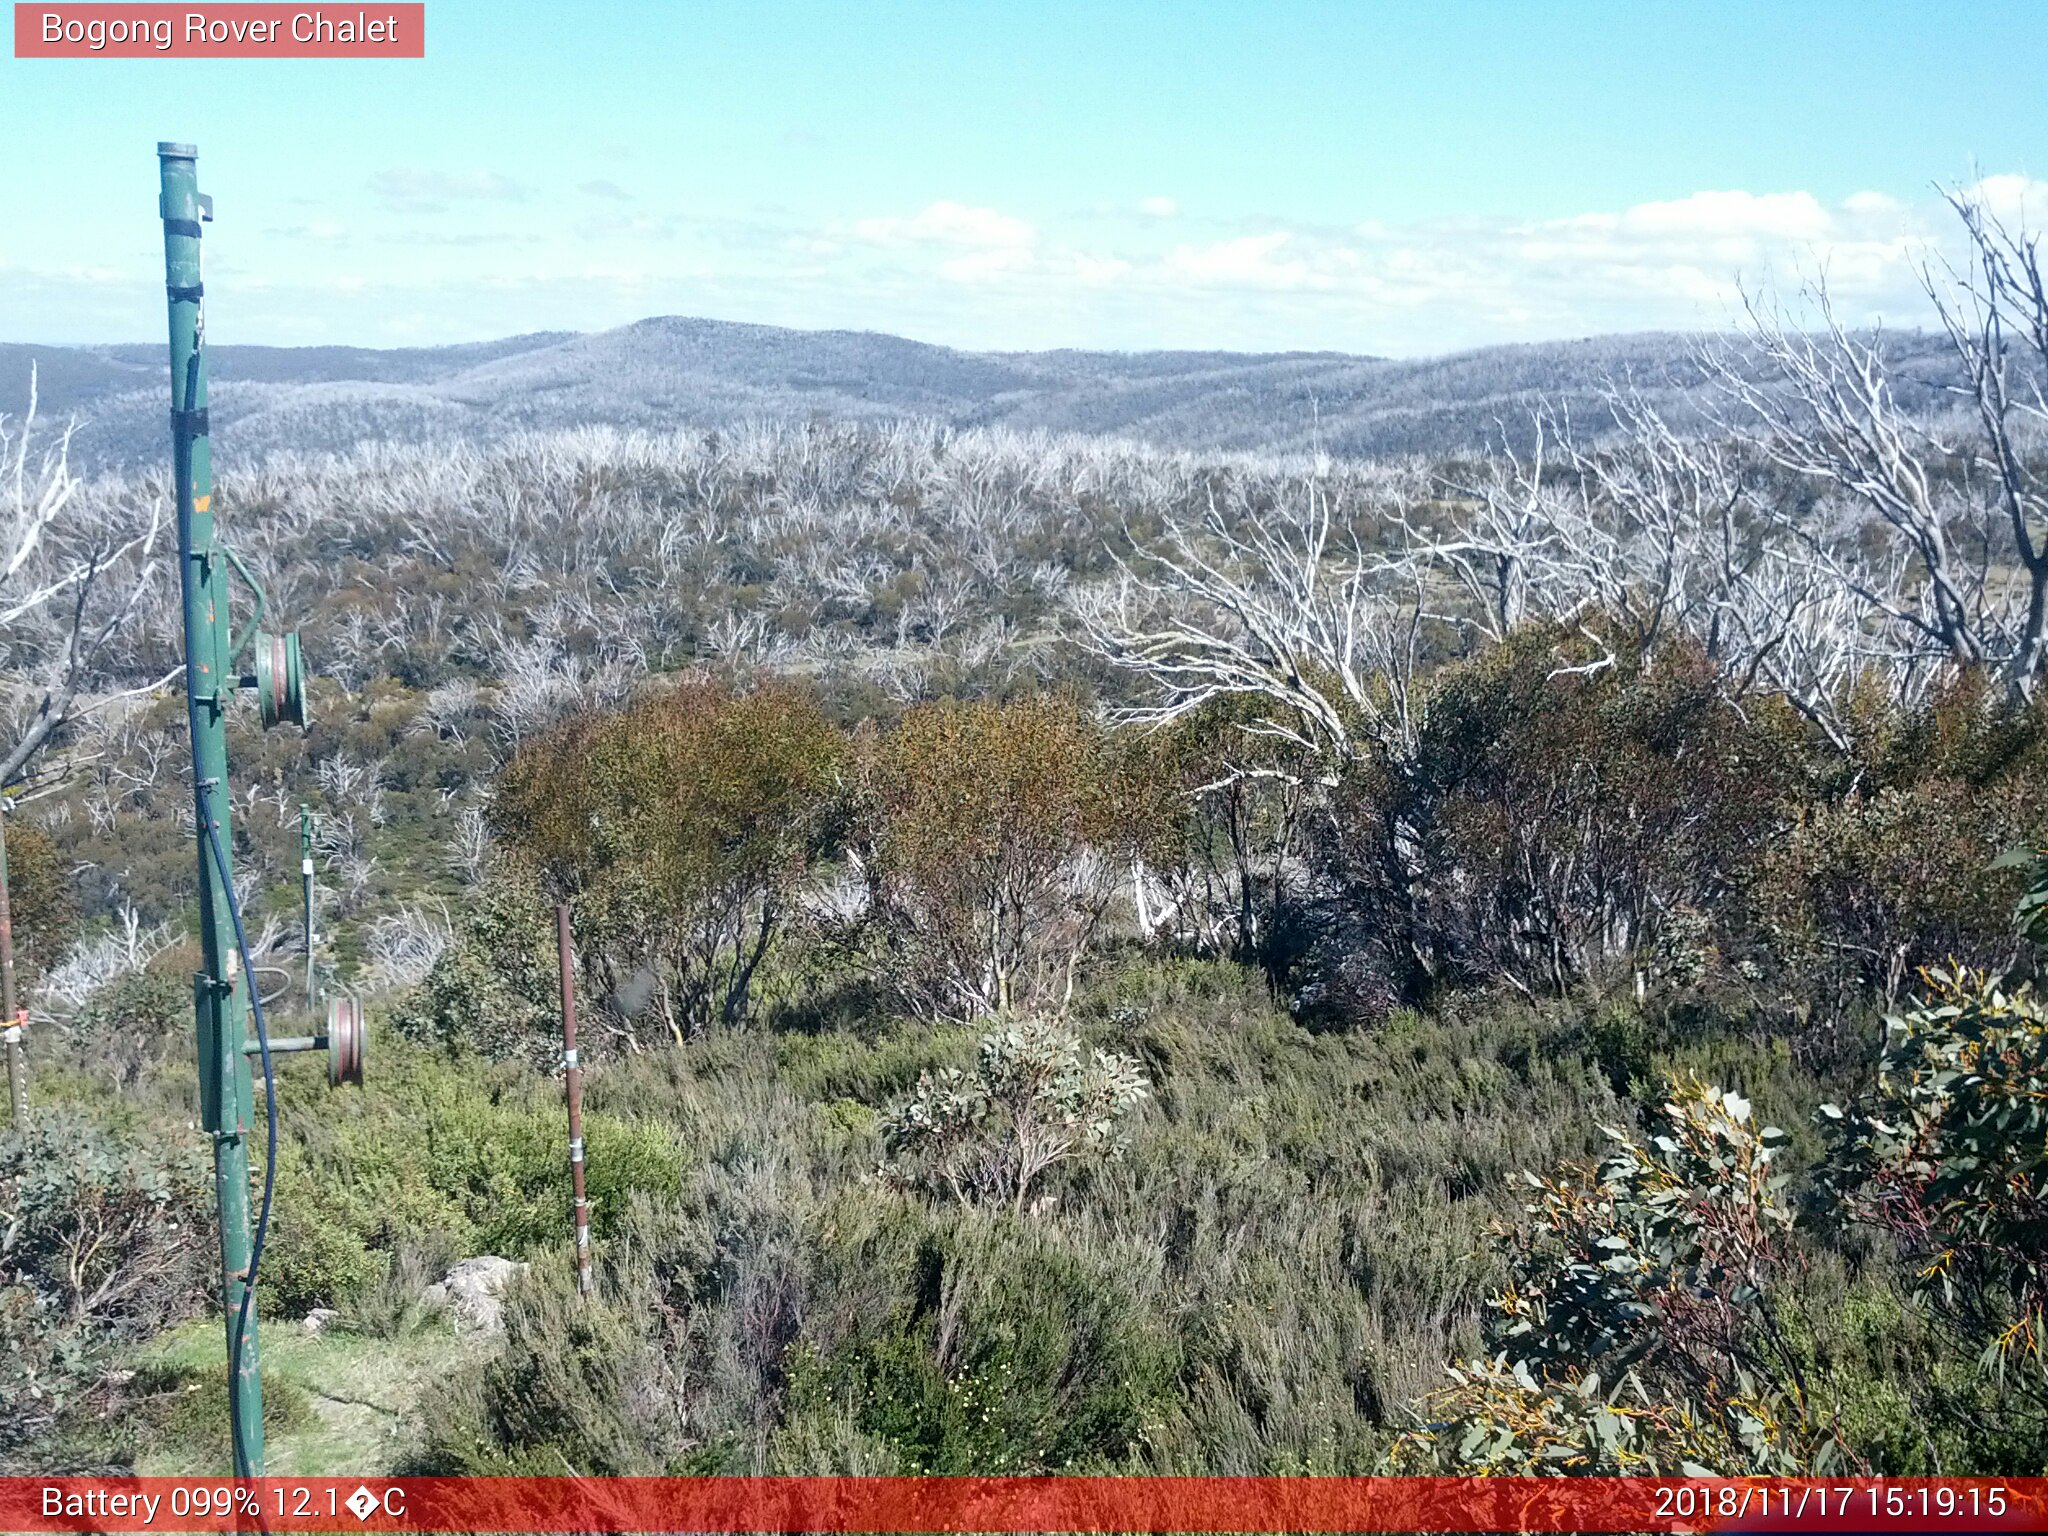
(302, 1307, 341, 1337)
(421, 1255, 529, 1334)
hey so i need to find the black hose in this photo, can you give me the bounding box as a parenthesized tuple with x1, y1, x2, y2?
(173, 247, 271, 1486)
(202, 806, 276, 1482)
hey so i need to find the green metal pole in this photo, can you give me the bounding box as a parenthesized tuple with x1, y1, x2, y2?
(160, 141, 264, 1475)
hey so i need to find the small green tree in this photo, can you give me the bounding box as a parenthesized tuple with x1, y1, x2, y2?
(389, 866, 564, 1066)
(1134, 698, 1315, 962)
(855, 697, 1149, 1019)
(3, 815, 76, 984)
(493, 678, 845, 1040)
(879, 1017, 1148, 1216)
(2013, 842, 2048, 951)
(489, 708, 605, 897)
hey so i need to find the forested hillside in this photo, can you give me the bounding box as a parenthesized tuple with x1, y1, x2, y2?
(0, 320, 1963, 472)
(5, 194, 2048, 1479)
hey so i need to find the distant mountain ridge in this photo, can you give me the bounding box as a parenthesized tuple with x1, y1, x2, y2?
(0, 317, 1957, 471)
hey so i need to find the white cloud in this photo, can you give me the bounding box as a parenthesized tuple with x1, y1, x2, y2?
(935, 248, 1135, 286)
(1137, 196, 1179, 219)
(267, 219, 348, 243)
(369, 169, 529, 212)
(793, 183, 1963, 347)
(936, 246, 1036, 282)
(584, 213, 676, 241)
(1963, 174, 2048, 226)
(1605, 189, 1831, 241)
(1163, 233, 1322, 290)
(850, 200, 1035, 250)
(15, 176, 2016, 355)
(1069, 253, 1134, 286)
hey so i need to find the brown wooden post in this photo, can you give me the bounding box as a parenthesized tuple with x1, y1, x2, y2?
(555, 901, 593, 1295)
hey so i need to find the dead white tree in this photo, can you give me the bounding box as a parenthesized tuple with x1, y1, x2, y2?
(1075, 471, 1447, 986)
(1078, 477, 1427, 780)
(1928, 186, 2048, 690)
(32, 905, 179, 1022)
(0, 375, 170, 786)
(1424, 385, 1920, 750)
(1421, 394, 1747, 666)
(1414, 417, 1565, 643)
(361, 901, 453, 991)
(1705, 187, 2048, 702)
(1584, 394, 1927, 749)
(1554, 393, 1732, 652)
(446, 801, 493, 887)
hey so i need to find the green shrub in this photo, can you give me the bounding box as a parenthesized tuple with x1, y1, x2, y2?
(261, 1143, 387, 1315)
(337, 1243, 452, 1339)
(1820, 964, 2048, 1375)
(1397, 1079, 1838, 1475)
(453, 1106, 687, 1256)
(1586, 1001, 1654, 1099)
(414, 1190, 804, 1475)
(1319, 627, 1809, 1009)
(0, 1111, 209, 1337)
(388, 871, 562, 1068)
(0, 1112, 211, 1460)
(104, 1363, 313, 1466)
(780, 1218, 1178, 1473)
(879, 1016, 1148, 1215)
(1759, 783, 2038, 1003)
(262, 1036, 685, 1311)
(64, 968, 193, 1095)
(3, 817, 77, 981)
(1105, 698, 1312, 965)
(492, 678, 847, 1039)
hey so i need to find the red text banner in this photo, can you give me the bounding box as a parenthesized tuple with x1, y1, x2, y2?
(14, 5, 424, 57)
(3, 1476, 2046, 1534)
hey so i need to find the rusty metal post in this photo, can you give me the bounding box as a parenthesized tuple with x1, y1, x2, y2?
(300, 803, 317, 1008)
(555, 902, 593, 1295)
(1, 798, 25, 1131)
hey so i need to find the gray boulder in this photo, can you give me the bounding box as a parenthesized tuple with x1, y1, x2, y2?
(421, 1255, 529, 1334)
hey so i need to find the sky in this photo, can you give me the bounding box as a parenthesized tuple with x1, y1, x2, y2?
(1, 0, 2044, 355)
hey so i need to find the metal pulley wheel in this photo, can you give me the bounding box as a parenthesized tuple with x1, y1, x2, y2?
(326, 995, 365, 1087)
(254, 629, 308, 731)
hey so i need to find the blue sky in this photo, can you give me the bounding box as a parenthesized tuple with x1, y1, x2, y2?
(2, 0, 2043, 353)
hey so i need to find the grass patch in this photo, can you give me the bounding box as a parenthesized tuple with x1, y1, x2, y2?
(105, 1316, 476, 1475)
